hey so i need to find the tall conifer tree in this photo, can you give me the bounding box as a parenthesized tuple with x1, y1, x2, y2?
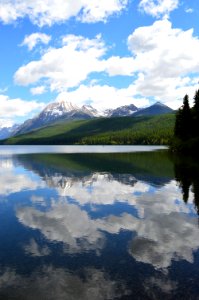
(193, 89, 199, 137)
(174, 94, 191, 140)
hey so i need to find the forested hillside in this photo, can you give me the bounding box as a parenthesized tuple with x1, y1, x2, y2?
(1, 113, 175, 145)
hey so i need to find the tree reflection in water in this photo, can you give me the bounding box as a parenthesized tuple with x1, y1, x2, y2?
(174, 155, 199, 214)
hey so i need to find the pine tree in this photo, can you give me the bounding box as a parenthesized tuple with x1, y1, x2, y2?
(174, 107, 183, 139)
(174, 94, 191, 140)
(193, 89, 199, 137)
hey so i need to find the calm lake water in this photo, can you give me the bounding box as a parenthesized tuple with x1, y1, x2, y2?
(0, 146, 199, 299)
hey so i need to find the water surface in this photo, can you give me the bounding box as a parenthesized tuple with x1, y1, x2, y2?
(0, 145, 167, 154)
(0, 148, 199, 299)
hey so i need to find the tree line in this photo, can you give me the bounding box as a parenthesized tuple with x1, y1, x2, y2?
(171, 89, 199, 153)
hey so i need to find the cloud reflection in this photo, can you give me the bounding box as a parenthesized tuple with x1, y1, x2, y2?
(16, 179, 199, 270)
(0, 266, 128, 300)
(0, 158, 43, 196)
(2, 154, 199, 271)
(17, 202, 105, 253)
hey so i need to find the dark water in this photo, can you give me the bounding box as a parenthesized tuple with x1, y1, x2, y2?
(0, 149, 199, 300)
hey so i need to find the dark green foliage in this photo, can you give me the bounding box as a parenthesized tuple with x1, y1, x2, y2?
(173, 154, 199, 214)
(18, 150, 174, 187)
(192, 89, 199, 137)
(0, 114, 175, 145)
(172, 90, 199, 153)
(174, 94, 191, 140)
(193, 89, 199, 112)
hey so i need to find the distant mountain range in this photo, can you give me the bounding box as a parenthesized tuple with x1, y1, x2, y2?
(0, 124, 20, 140)
(0, 100, 174, 140)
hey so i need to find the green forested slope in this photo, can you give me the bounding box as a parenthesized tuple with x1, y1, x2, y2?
(1, 113, 175, 145)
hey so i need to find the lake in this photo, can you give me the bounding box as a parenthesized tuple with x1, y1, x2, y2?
(0, 146, 199, 299)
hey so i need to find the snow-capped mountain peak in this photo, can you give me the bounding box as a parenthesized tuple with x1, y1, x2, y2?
(81, 104, 101, 117)
(44, 101, 79, 116)
(104, 103, 138, 117)
(6, 99, 174, 139)
(13, 100, 99, 136)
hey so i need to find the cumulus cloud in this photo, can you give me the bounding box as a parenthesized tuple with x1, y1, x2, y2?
(127, 19, 199, 107)
(30, 85, 47, 95)
(14, 20, 199, 110)
(0, 0, 128, 26)
(0, 95, 45, 124)
(55, 84, 149, 110)
(139, 0, 179, 18)
(105, 56, 135, 76)
(0, 118, 14, 128)
(21, 33, 51, 51)
(79, 0, 128, 23)
(14, 35, 106, 91)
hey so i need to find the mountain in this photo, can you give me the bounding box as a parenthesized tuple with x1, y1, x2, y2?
(105, 104, 138, 117)
(15, 100, 100, 136)
(11, 100, 173, 137)
(133, 101, 174, 117)
(0, 124, 19, 140)
(1, 113, 175, 145)
(81, 105, 101, 117)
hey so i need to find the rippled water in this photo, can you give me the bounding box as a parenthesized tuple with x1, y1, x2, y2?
(0, 148, 199, 299)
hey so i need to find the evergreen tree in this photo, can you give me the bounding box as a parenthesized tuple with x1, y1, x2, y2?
(174, 107, 183, 139)
(174, 94, 191, 140)
(193, 89, 199, 111)
(193, 89, 199, 137)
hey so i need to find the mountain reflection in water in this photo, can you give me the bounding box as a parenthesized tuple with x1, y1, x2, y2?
(0, 150, 199, 299)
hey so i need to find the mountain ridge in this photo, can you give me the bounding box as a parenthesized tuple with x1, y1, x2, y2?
(0, 113, 175, 145)
(0, 100, 174, 139)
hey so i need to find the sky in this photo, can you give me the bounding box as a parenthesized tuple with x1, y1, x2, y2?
(0, 0, 199, 127)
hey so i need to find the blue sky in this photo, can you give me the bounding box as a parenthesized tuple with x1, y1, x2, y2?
(0, 0, 199, 127)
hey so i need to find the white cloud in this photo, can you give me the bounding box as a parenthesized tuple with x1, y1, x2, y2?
(127, 19, 199, 108)
(30, 85, 47, 95)
(56, 84, 149, 110)
(21, 33, 51, 51)
(0, 94, 45, 125)
(105, 56, 135, 76)
(14, 35, 106, 91)
(185, 8, 194, 13)
(0, 118, 14, 128)
(14, 20, 199, 110)
(79, 0, 128, 23)
(0, 0, 128, 26)
(139, 0, 179, 18)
